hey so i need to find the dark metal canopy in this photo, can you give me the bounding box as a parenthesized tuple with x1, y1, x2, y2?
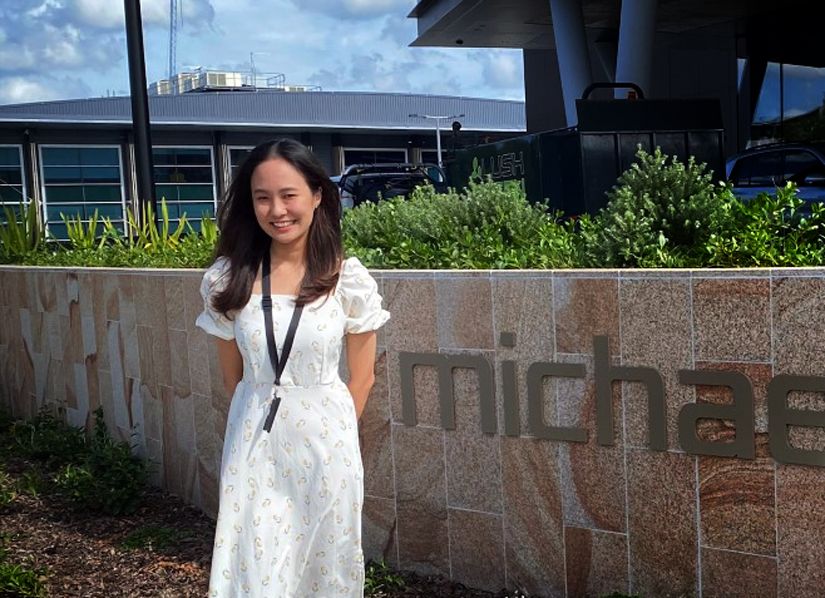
(409, 0, 825, 67)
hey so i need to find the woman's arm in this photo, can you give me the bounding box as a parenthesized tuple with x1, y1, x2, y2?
(345, 330, 378, 420)
(216, 338, 243, 398)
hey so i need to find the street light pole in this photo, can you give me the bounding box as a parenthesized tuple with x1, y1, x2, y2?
(409, 113, 464, 167)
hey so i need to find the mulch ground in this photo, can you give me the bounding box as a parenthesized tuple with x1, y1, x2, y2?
(0, 454, 517, 597)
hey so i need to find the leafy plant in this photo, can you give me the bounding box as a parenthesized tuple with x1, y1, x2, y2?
(122, 199, 188, 252)
(9, 409, 87, 470)
(364, 560, 405, 596)
(577, 146, 732, 267)
(0, 559, 46, 598)
(53, 407, 147, 516)
(704, 182, 825, 266)
(0, 535, 46, 598)
(344, 176, 577, 269)
(0, 201, 44, 263)
(0, 466, 16, 509)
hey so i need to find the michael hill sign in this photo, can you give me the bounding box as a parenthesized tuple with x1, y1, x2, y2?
(399, 334, 825, 468)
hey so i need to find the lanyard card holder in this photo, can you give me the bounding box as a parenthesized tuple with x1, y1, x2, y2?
(261, 251, 304, 433)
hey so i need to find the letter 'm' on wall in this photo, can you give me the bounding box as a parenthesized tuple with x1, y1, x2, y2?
(398, 351, 497, 434)
(768, 374, 825, 467)
(677, 369, 755, 458)
(526, 362, 587, 442)
(594, 335, 667, 451)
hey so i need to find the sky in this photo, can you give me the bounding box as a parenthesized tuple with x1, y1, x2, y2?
(0, 0, 526, 105)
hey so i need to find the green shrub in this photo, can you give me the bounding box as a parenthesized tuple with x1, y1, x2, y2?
(0, 467, 16, 509)
(0, 559, 46, 598)
(53, 407, 147, 516)
(0, 202, 44, 263)
(9, 410, 87, 470)
(578, 146, 733, 267)
(704, 182, 825, 266)
(364, 560, 405, 596)
(343, 177, 577, 269)
(0, 536, 46, 598)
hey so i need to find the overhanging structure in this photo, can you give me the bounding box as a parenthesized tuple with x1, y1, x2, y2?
(410, 0, 825, 153)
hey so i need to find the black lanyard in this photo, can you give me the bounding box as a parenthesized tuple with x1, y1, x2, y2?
(261, 251, 304, 433)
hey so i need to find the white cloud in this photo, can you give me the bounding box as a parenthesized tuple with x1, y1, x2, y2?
(290, 0, 414, 20)
(0, 0, 525, 105)
(0, 75, 92, 104)
(473, 50, 523, 90)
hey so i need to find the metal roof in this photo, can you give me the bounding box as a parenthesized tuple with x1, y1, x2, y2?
(0, 90, 525, 132)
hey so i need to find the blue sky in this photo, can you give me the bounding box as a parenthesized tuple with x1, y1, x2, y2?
(0, 0, 525, 105)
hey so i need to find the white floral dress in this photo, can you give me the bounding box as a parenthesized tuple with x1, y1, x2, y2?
(196, 256, 390, 598)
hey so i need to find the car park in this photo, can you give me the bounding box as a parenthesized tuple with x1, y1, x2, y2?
(725, 142, 825, 204)
(336, 163, 448, 209)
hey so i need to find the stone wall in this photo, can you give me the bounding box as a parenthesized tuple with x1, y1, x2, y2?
(1, 266, 825, 597)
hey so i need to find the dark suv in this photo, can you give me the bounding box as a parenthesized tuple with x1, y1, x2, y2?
(337, 163, 448, 209)
(725, 143, 825, 204)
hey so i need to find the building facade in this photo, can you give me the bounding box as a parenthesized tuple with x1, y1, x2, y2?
(0, 91, 524, 239)
(409, 0, 825, 155)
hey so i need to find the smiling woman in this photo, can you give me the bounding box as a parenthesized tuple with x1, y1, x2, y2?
(195, 138, 390, 597)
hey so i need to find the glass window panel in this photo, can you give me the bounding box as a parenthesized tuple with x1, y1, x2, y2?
(83, 185, 122, 202)
(0, 147, 21, 165)
(81, 166, 120, 184)
(47, 204, 85, 223)
(174, 148, 211, 166)
(156, 184, 181, 203)
(0, 166, 23, 186)
(783, 151, 825, 186)
(80, 147, 119, 166)
(152, 148, 178, 165)
(0, 186, 25, 203)
(89, 203, 124, 219)
(738, 153, 781, 186)
(343, 149, 407, 167)
(43, 166, 82, 184)
(176, 184, 214, 201)
(780, 64, 825, 142)
(154, 166, 213, 184)
(177, 202, 214, 220)
(42, 147, 80, 166)
(230, 148, 252, 166)
(45, 185, 85, 202)
(46, 222, 70, 240)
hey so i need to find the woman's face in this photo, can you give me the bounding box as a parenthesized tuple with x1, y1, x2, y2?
(251, 157, 321, 251)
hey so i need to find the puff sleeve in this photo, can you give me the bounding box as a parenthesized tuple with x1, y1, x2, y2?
(336, 257, 390, 334)
(195, 257, 236, 341)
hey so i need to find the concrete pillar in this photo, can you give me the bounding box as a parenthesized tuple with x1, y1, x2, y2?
(523, 49, 568, 132)
(332, 146, 345, 174)
(615, 0, 658, 98)
(548, 0, 593, 127)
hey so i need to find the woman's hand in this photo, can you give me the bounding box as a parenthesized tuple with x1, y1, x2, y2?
(216, 338, 243, 398)
(345, 331, 378, 420)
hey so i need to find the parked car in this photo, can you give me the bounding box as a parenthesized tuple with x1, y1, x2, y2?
(336, 163, 448, 209)
(725, 142, 825, 205)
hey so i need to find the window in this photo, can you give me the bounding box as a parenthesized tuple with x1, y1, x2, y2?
(228, 146, 253, 182)
(153, 146, 216, 227)
(40, 145, 125, 240)
(421, 150, 439, 165)
(343, 148, 407, 168)
(0, 145, 27, 220)
(782, 151, 825, 186)
(730, 152, 781, 187)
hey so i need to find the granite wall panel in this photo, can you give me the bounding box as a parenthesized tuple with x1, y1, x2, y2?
(2, 267, 825, 597)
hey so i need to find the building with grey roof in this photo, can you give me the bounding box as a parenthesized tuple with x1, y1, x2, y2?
(0, 90, 525, 239)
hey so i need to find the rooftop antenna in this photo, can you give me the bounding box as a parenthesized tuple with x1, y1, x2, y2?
(167, 0, 182, 80)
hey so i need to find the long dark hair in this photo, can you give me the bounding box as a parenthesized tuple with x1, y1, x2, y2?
(212, 138, 342, 314)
